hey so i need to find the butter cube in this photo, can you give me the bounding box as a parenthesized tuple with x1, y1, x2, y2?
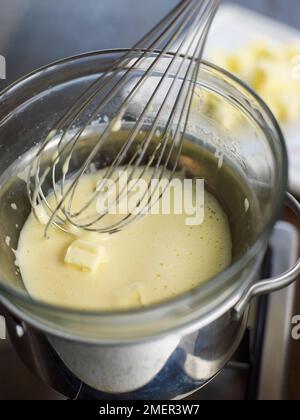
(64, 239, 109, 272)
(114, 283, 145, 308)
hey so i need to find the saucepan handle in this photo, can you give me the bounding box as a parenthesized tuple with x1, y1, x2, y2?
(233, 192, 300, 320)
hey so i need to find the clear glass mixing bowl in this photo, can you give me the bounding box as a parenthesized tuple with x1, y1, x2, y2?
(0, 49, 287, 342)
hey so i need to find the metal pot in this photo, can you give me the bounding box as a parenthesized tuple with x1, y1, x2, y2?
(0, 50, 299, 400)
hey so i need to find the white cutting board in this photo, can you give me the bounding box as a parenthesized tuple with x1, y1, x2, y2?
(204, 4, 300, 195)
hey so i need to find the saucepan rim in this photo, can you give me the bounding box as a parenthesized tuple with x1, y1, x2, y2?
(0, 49, 288, 341)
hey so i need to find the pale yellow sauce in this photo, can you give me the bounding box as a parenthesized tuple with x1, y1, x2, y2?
(17, 168, 232, 310)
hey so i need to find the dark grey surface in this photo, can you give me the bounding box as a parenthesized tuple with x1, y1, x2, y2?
(0, 336, 63, 400)
(226, 0, 300, 28)
(0, 0, 178, 86)
(0, 0, 299, 88)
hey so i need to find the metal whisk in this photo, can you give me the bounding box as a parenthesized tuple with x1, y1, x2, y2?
(28, 0, 219, 235)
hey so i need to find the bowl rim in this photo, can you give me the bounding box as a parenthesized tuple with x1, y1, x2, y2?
(0, 48, 288, 341)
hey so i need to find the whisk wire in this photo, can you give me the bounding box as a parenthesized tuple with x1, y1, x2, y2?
(28, 0, 219, 235)
(31, 0, 200, 232)
(69, 0, 215, 222)
(43, 0, 209, 233)
(105, 1, 220, 232)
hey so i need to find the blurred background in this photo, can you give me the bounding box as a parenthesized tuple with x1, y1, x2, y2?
(0, 0, 299, 87)
(0, 0, 300, 400)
